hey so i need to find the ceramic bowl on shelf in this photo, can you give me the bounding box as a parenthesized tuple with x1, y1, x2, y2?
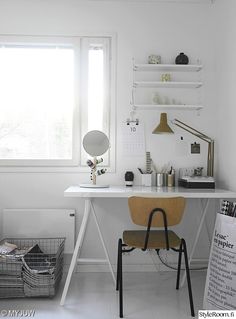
(152, 92, 162, 105)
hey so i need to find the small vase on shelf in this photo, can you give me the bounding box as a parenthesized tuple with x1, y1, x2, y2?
(175, 52, 189, 65)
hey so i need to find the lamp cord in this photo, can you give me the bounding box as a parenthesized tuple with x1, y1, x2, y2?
(153, 250, 207, 271)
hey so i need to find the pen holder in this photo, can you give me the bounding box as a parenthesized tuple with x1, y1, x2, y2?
(156, 173, 168, 187)
(141, 174, 155, 187)
(167, 174, 175, 187)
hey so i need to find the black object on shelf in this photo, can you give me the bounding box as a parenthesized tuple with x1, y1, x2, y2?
(175, 52, 189, 65)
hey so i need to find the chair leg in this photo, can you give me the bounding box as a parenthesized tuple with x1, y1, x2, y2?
(116, 239, 120, 291)
(118, 238, 123, 318)
(182, 239, 195, 317)
(176, 241, 183, 290)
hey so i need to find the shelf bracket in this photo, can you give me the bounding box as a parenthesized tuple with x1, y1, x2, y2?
(127, 109, 139, 126)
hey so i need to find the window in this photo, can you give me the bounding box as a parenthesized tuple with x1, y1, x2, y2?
(80, 38, 112, 167)
(0, 35, 115, 171)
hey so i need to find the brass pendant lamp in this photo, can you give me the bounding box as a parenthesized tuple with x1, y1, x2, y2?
(152, 113, 174, 134)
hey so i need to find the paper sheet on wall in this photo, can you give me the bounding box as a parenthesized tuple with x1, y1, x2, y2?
(121, 123, 145, 157)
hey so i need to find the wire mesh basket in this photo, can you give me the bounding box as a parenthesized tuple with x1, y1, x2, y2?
(0, 237, 65, 298)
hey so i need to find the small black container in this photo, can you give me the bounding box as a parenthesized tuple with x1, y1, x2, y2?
(125, 171, 134, 187)
(175, 52, 189, 65)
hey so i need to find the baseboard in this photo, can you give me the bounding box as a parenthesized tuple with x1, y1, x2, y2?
(63, 252, 208, 273)
(63, 259, 208, 273)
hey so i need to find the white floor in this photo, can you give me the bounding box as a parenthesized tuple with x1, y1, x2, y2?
(1, 271, 206, 319)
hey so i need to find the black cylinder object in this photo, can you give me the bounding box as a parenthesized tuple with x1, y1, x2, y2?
(125, 171, 134, 187)
(175, 52, 189, 65)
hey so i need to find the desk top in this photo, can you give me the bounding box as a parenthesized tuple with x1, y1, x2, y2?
(64, 186, 236, 199)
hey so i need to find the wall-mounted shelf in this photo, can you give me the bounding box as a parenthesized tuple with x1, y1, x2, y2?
(133, 104, 203, 111)
(134, 81, 203, 89)
(132, 59, 204, 112)
(134, 64, 203, 72)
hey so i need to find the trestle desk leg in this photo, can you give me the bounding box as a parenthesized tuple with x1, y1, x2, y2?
(90, 201, 116, 284)
(180, 198, 210, 288)
(60, 199, 91, 306)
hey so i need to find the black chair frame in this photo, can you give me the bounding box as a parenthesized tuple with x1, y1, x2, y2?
(116, 207, 195, 318)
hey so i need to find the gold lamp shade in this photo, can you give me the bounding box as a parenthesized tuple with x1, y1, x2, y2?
(152, 113, 174, 134)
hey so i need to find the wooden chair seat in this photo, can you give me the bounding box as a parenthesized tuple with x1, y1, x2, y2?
(123, 230, 181, 249)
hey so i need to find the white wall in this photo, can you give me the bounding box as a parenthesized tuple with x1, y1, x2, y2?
(214, 0, 236, 191)
(0, 0, 218, 269)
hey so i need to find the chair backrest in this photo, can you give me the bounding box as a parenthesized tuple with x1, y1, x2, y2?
(128, 196, 186, 227)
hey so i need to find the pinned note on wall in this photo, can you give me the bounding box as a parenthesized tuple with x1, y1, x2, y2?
(121, 122, 145, 157)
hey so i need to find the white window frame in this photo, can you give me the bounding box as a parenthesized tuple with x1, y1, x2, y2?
(0, 34, 116, 173)
(80, 37, 111, 169)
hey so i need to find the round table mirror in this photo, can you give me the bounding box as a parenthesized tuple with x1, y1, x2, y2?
(83, 130, 109, 157)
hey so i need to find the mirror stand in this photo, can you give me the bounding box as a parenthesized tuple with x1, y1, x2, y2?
(91, 156, 97, 186)
(80, 156, 109, 189)
(80, 130, 110, 189)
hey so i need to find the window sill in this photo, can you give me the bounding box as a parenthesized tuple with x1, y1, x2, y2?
(0, 164, 115, 173)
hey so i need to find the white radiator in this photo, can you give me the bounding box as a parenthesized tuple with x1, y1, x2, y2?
(2, 209, 75, 254)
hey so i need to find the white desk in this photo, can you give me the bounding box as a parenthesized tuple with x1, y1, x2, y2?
(60, 186, 236, 306)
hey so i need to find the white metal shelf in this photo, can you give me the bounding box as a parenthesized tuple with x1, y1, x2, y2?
(132, 58, 204, 112)
(134, 81, 203, 88)
(134, 63, 203, 72)
(133, 104, 203, 111)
